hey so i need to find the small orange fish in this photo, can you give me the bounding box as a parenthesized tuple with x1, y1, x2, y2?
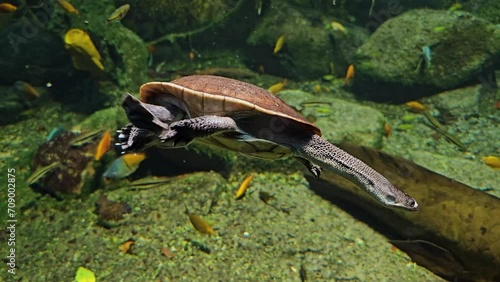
(344, 64, 355, 84)
(13, 81, 39, 100)
(189, 51, 195, 61)
(384, 123, 392, 137)
(56, 0, 78, 14)
(0, 3, 17, 12)
(482, 156, 500, 170)
(268, 79, 287, 94)
(273, 35, 285, 54)
(122, 152, 146, 168)
(95, 130, 111, 161)
(406, 101, 426, 111)
(235, 175, 253, 199)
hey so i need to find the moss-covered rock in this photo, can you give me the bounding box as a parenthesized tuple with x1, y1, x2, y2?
(352, 9, 500, 101)
(115, 0, 236, 41)
(463, 0, 500, 24)
(278, 89, 386, 148)
(46, 0, 148, 108)
(246, 2, 334, 80)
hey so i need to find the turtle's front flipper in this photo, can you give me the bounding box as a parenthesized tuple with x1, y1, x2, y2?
(117, 125, 158, 153)
(159, 115, 239, 147)
(294, 156, 321, 178)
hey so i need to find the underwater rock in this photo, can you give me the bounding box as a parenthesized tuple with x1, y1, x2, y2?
(96, 195, 131, 221)
(46, 0, 148, 109)
(352, 9, 500, 101)
(342, 0, 450, 30)
(462, 0, 500, 24)
(278, 90, 385, 148)
(30, 131, 100, 196)
(115, 0, 237, 41)
(246, 1, 334, 80)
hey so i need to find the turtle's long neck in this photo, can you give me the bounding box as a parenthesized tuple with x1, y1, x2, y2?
(291, 134, 417, 211)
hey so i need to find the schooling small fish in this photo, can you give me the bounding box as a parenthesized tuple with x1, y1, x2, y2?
(129, 176, 173, 189)
(56, 0, 79, 14)
(273, 35, 286, 54)
(235, 175, 253, 199)
(422, 46, 432, 68)
(102, 153, 146, 179)
(255, 0, 262, 15)
(268, 79, 287, 94)
(185, 205, 215, 235)
(46, 126, 65, 142)
(344, 64, 355, 84)
(26, 162, 60, 185)
(95, 130, 111, 161)
(406, 101, 426, 112)
(0, 3, 17, 13)
(70, 129, 104, 147)
(107, 4, 130, 22)
(482, 156, 500, 170)
(13, 81, 39, 100)
(330, 21, 347, 35)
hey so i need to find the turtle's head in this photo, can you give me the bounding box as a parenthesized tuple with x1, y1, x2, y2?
(374, 180, 418, 211)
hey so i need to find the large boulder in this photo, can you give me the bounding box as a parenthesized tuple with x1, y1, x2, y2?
(352, 9, 499, 101)
(246, 2, 334, 80)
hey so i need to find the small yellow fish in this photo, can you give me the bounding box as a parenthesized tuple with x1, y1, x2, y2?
(330, 21, 347, 35)
(235, 175, 253, 199)
(273, 35, 285, 54)
(344, 64, 355, 84)
(482, 156, 500, 170)
(185, 205, 215, 235)
(314, 84, 322, 93)
(268, 79, 287, 94)
(449, 3, 462, 11)
(384, 123, 392, 137)
(56, 0, 79, 14)
(107, 4, 130, 22)
(119, 239, 134, 254)
(406, 101, 426, 111)
(95, 130, 111, 161)
(0, 3, 17, 13)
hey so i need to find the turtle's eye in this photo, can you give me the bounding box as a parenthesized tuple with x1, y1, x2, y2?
(385, 195, 396, 204)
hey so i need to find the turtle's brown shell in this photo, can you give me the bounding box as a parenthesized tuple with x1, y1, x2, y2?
(139, 75, 321, 136)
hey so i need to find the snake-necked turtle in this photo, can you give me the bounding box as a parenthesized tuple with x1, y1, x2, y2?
(118, 75, 418, 211)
